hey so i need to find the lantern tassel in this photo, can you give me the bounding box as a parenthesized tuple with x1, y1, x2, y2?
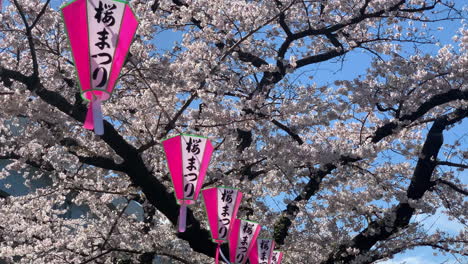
(84, 101, 94, 130)
(92, 97, 104, 135)
(215, 243, 220, 264)
(178, 203, 187, 232)
(218, 246, 230, 264)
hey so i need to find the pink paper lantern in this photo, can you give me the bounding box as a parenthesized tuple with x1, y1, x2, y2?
(162, 134, 214, 232)
(202, 187, 243, 263)
(249, 238, 275, 264)
(271, 251, 284, 264)
(61, 0, 138, 135)
(229, 219, 262, 264)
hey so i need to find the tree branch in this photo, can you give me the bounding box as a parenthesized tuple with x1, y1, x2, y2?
(100, 200, 131, 250)
(0, 67, 219, 260)
(29, 0, 51, 30)
(433, 179, 468, 196)
(72, 153, 126, 173)
(12, 0, 40, 78)
(271, 119, 304, 145)
(372, 89, 468, 143)
(274, 156, 359, 244)
(220, 0, 296, 62)
(0, 152, 54, 172)
(273, 106, 468, 246)
(321, 111, 462, 264)
(436, 161, 468, 169)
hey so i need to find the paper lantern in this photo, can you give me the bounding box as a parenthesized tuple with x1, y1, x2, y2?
(249, 238, 275, 264)
(271, 251, 284, 264)
(229, 219, 262, 264)
(162, 134, 213, 232)
(61, 0, 138, 135)
(202, 187, 243, 263)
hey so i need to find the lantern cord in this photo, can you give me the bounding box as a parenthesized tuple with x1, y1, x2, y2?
(92, 97, 104, 135)
(218, 245, 230, 264)
(178, 204, 187, 232)
(84, 101, 94, 131)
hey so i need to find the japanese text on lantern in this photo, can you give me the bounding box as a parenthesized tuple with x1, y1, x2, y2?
(271, 251, 282, 264)
(259, 239, 271, 264)
(87, 0, 124, 91)
(236, 221, 257, 263)
(217, 188, 237, 240)
(182, 136, 206, 199)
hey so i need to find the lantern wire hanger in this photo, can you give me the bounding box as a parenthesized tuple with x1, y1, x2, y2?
(219, 249, 230, 263)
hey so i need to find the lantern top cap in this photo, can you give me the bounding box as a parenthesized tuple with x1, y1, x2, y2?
(161, 133, 209, 142)
(238, 219, 260, 224)
(202, 186, 239, 191)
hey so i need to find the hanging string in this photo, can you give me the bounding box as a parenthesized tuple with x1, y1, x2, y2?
(218, 245, 230, 264)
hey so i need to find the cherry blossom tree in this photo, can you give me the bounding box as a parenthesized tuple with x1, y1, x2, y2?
(0, 0, 467, 263)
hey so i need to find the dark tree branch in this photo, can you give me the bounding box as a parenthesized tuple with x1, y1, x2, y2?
(0, 66, 30, 83)
(0, 189, 10, 199)
(100, 201, 131, 250)
(72, 153, 126, 173)
(138, 91, 198, 153)
(271, 119, 304, 145)
(275, 0, 293, 37)
(236, 128, 253, 153)
(78, 249, 112, 264)
(399, 0, 442, 13)
(436, 161, 468, 169)
(295, 49, 347, 68)
(274, 156, 359, 244)
(30, 0, 51, 30)
(151, 0, 159, 12)
(372, 89, 468, 143)
(0, 153, 54, 172)
(65, 187, 132, 196)
(0, 66, 219, 259)
(12, 0, 40, 78)
(139, 250, 194, 264)
(273, 107, 468, 245)
(360, 0, 372, 15)
(236, 50, 269, 68)
(434, 179, 468, 196)
(321, 111, 462, 264)
(361, 238, 468, 264)
(220, 1, 296, 62)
